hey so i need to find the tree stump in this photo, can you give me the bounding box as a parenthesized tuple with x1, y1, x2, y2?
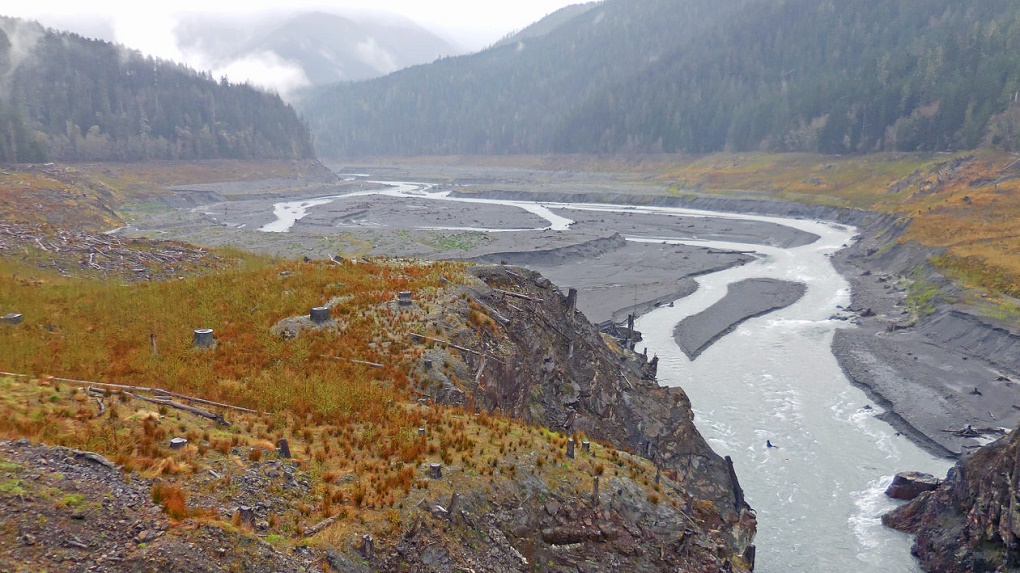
(169, 437, 188, 450)
(277, 438, 291, 459)
(418, 427, 426, 437)
(447, 493, 459, 521)
(236, 506, 255, 530)
(566, 288, 577, 314)
(592, 476, 600, 505)
(1, 313, 22, 325)
(398, 291, 412, 306)
(360, 534, 374, 559)
(310, 306, 330, 324)
(193, 328, 214, 348)
(566, 439, 575, 459)
(424, 358, 433, 370)
(429, 463, 442, 479)
(581, 441, 591, 454)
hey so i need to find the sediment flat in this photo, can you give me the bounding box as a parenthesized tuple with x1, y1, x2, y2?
(119, 162, 1020, 459)
(673, 278, 807, 360)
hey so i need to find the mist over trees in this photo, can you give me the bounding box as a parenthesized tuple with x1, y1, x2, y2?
(301, 0, 1020, 157)
(0, 17, 314, 163)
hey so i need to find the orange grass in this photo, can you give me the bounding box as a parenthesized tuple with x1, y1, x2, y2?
(0, 256, 466, 422)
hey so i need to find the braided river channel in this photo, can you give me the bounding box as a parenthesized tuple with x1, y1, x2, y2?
(261, 181, 953, 572)
(630, 217, 952, 572)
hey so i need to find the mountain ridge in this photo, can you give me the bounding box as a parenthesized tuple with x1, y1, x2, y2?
(300, 0, 1020, 158)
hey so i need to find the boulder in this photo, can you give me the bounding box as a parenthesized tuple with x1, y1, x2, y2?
(885, 471, 940, 500)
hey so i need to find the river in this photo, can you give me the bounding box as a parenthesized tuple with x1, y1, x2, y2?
(633, 219, 952, 572)
(261, 181, 953, 572)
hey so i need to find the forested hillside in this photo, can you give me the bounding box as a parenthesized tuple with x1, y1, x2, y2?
(0, 17, 314, 163)
(302, 0, 1020, 157)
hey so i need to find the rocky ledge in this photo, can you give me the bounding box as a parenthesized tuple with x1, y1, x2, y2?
(884, 423, 1020, 571)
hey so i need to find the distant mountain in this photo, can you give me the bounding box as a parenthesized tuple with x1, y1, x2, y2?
(0, 16, 314, 163)
(175, 11, 462, 90)
(300, 0, 1020, 157)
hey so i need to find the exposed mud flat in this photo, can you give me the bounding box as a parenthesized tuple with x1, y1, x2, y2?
(119, 163, 1020, 461)
(673, 278, 807, 359)
(831, 221, 1020, 458)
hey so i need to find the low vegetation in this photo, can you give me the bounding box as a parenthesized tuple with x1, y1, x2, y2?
(0, 245, 689, 562)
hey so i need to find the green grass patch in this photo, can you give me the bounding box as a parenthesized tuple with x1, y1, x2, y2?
(0, 479, 26, 495)
(418, 231, 489, 252)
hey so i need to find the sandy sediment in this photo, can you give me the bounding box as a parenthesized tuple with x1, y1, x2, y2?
(830, 223, 1020, 458)
(673, 278, 807, 360)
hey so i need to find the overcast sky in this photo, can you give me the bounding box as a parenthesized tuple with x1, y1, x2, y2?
(3, 1, 581, 54)
(2, 1, 582, 98)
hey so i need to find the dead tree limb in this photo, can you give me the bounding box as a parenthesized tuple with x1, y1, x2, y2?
(492, 288, 542, 303)
(303, 514, 340, 538)
(408, 334, 505, 365)
(125, 392, 228, 426)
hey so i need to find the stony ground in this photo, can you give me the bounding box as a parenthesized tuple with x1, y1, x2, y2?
(0, 440, 318, 573)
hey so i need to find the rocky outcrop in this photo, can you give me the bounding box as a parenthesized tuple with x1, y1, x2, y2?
(418, 264, 757, 570)
(884, 426, 1020, 572)
(885, 471, 941, 501)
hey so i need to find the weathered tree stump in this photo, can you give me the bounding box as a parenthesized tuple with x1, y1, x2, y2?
(169, 437, 188, 450)
(2, 313, 22, 325)
(566, 439, 575, 459)
(310, 306, 330, 324)
(418, 427, 426, 437)
(447, 493, 459, 520)
(424, 358, 433, 370)
(236, 506, 255, 530)
(398, 291, 412, 306)
(581, 441, 591, 454)
(566, 288, 577, 314)
(277, 438, 291, 459)
(592, 476, 600, 505)
(193, 328, 214, 348)
(360, 534, 374, 559)
(429, 463, 442, 479)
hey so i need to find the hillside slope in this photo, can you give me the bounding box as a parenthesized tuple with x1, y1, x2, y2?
(0, 17, 314, 163)
(0, 198, 755, 571)
(302, 0, 1020, 157)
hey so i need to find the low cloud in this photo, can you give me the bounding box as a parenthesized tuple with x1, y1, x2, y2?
(207, 51, 311, 99)
(354, 37, 397, 74)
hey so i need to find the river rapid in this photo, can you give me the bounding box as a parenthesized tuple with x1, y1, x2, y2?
(261, 181, 953, 572)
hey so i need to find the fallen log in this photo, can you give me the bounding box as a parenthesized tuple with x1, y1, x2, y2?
(302, 514, 340, 538)
(0, 373, 261, 415)
(126, 392, 228, 426)
(491, 288, 542, 303)
(407, 334, 505, 364)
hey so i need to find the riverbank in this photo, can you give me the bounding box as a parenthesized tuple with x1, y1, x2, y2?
(830, 217, 1020, 458)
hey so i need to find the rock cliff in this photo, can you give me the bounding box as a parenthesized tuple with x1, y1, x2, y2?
(416, 264, 757, 570)
(884, 424, 1020, 571)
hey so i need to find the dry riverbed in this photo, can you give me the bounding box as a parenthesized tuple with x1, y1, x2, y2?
(116, 161, 1020, 460)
